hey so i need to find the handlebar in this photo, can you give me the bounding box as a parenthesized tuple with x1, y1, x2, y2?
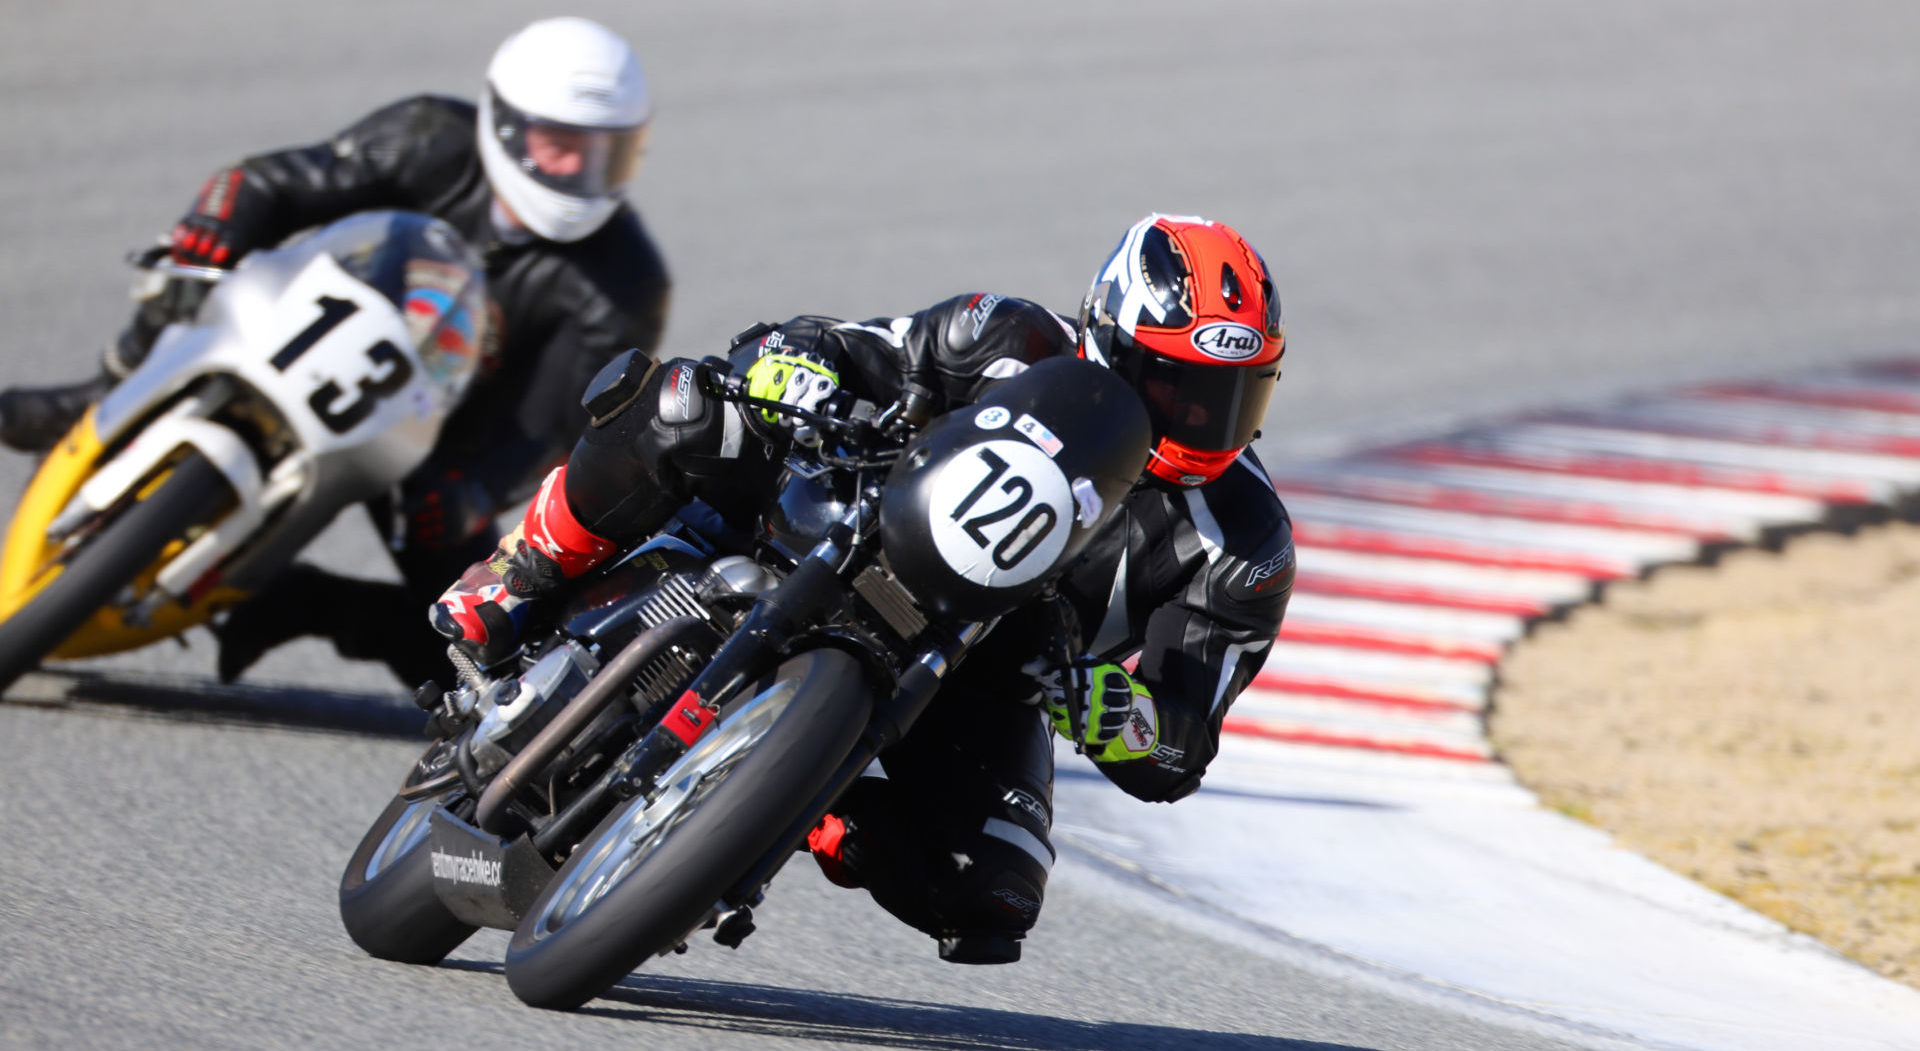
(125, 243, 228, 285)
(692, 360, 907, 468)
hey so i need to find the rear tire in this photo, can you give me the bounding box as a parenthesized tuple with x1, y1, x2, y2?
(0, 452, 229, 694)
(338, 791, 478, 965)
(503, 648, 870, 1010)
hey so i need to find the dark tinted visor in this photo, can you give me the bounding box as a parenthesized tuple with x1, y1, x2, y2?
(1115, 351, 1279, 453)
(489, 89, 647, 199)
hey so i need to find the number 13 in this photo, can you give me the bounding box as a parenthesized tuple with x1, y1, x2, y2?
(271, 294, 415, 434)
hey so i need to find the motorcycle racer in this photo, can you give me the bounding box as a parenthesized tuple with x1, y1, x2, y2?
(0, 17, 669, 687)
(433, 214, 1294, 963)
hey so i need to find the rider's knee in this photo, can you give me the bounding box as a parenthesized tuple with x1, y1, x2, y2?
(568, 355, 746, 538)
(838, 776, 1054, 963)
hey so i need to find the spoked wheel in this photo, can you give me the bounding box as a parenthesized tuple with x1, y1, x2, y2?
(0, 451, 229, 694)
(338, 763, 478, 965)
(503, 648, 870, 1010)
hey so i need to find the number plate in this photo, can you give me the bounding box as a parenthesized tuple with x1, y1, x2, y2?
(260, 253, 418, 435)
(927, 439, 1073, 588)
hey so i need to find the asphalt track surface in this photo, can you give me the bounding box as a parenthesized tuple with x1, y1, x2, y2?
(2, 3, 1916, 1049)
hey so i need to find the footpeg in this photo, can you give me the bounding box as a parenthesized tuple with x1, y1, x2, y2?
(713, 905, 755, 948)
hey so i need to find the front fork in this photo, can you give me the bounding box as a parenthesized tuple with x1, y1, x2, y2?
(607, 518, 861, 800)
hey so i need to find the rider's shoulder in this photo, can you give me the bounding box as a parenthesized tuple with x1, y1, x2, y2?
(1183, 451, 1294, 610)
(345, 94, 476, 142)
(1187, 449, 1292, 550)
(913, 294, 1077, 398)
(921, 293, 1074, 354)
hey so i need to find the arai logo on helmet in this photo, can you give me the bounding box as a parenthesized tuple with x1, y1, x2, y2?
(1190, 322, 1265, 361)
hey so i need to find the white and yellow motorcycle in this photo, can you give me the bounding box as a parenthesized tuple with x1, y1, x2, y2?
(0, 211, 486, 691)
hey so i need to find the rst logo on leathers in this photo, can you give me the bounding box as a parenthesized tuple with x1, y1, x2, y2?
(1190, 322, 1265, 361)
(1227, 537, 1295, 602)
(964, 293, 1005, 340)
(665, 363, 695, 421)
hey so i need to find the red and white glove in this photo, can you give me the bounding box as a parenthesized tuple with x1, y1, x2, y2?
(170, 168, 272, 268)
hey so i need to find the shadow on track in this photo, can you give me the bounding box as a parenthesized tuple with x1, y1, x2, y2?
(434, 961, 1369, 1049)
(572, 974, 1370, 1051)
(1056, 764, 1399, 811)
(3, 670, 423, 737)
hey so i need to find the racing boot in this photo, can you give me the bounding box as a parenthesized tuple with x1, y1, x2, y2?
(429, 465, 616, 666)
(0, 371, 113, 453)
(214, 564, 450, 688)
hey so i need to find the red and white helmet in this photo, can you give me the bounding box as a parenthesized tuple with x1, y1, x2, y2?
(1079, 214, 1285, 487)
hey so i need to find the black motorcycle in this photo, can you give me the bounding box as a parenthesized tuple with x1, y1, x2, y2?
(337, 354, 1150, 1010)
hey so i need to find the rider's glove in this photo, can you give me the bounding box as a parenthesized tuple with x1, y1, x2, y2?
(170, 167, 273, 268)
(744, 349, 840, 429)
(1030, 659, 1159, 763)
(401, 468, 496, 554)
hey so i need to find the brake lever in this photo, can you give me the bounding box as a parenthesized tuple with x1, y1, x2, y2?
(125, 243, 227, 284)
(695, 361, 895, 445)
(127, 244, 171, 269)
(1043, 585, 1090, 756)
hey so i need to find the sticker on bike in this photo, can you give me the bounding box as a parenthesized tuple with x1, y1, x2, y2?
(259, 254, 419, 435)
(928, 439, 1073, 587)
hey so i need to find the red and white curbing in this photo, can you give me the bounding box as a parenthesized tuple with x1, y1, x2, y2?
(1226, 356, 1920, 768)
(1049, 359, 1920, 1050)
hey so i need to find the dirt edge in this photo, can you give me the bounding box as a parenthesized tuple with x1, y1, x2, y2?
(1489, 520, 1920, 991)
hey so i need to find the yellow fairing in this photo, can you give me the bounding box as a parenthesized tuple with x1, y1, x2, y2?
(0, 407, 247, 660)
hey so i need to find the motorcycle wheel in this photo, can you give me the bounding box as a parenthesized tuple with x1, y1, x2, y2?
(338, 790, 478, 964)
(503, 648, 870, 1010)
(0, 451, 228, 694)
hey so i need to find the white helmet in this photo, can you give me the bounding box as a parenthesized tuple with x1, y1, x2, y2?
(478, 17, 651, 243)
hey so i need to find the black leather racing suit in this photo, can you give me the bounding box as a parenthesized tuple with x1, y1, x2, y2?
(206, 95, 671, 684)
(563, 292, 1294, 957)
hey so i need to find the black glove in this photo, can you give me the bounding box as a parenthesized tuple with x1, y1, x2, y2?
(401, 468, 498, 554)
(170, 167, 272, 268)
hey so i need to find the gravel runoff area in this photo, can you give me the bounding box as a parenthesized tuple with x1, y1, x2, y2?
(1491, 519, 1920, 992)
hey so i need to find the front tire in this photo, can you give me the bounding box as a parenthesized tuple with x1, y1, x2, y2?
(503, 648, 870, 1010)
(0, 451, 229, 694)
(338, 791, 478, 965)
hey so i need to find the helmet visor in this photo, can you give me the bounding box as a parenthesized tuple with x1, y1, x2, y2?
(1116, 352, 1279, 454)
(488, 88, 647, 200)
